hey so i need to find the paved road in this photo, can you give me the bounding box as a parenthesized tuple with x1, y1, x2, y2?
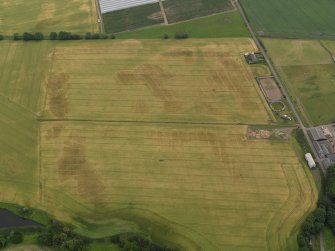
(235, 0, 325, 173)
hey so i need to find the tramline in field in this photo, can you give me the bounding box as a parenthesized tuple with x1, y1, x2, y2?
(0, 37, 317, 250)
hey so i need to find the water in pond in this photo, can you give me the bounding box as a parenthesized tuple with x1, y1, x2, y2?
(0, 209, 43, 229)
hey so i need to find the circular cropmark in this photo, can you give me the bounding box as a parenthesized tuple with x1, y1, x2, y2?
(270, 101, 285, 112)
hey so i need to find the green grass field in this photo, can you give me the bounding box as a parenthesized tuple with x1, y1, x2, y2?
(264, 39, 335, 125)
(117, 11, 250, 39)
(102, 3, 163, 34)
(162, 0, 233, 23)
(240, 0, 335, 39)
(0, 39, 317, 250)
(0, 0, 98, 34)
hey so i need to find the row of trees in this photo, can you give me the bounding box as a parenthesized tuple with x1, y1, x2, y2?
(1, 31, 189, 41)
(37, 221, 90, 251)
(110, 233, 178, 251)
(298, 165, 335, 250)
(10, 31, 116, 41)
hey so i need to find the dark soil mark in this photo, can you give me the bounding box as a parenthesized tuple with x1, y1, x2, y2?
(45, 123, 64, 140)
(118, 64, 181, 112)
(58, 137, 105, 203)
(46, 73, 69, 118)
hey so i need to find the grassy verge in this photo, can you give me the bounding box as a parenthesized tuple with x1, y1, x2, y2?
(116, 11, 250, 39)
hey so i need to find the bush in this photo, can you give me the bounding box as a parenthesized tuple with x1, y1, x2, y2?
(0, 35, 4, 41)
(85, 32, 92, 39)
(109, 34, 116, 39)
(100, 34, 108, 39)
(50, 32, 58, 40)
(174, 32, 188, 39)
(9, 231, 23, 244)
(163, 34, 169, 39)
(34, 32, 44, 41)
(58, 31, 82, 40)
(17, 207, 32, 218)
(22, 32, 34, 41)
(13, 33, 21, 40)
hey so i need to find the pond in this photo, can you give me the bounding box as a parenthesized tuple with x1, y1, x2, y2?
(0, 209, 43, 229)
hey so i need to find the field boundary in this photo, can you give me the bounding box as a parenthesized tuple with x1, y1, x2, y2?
(94, 0, 105, 33)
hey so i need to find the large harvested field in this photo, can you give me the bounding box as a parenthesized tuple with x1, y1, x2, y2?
(0, 39, 317, 250)
(162, 0, 233, 23)
(240, 0, 335, 39)
(0, 0, 98, 34)
(37, 122, 316, 250)
(41, 39, 272, 124)
(264, 39, 335, 125)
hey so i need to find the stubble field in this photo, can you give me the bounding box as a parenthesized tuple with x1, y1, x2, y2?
(0, 39, 317, 250)
(41, 39, 272, 124)
(0, 0, 98, 34)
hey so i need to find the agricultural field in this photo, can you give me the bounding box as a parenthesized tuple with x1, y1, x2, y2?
(263, 39, 335, 125)
(117, 11, 250, 39)
(102, 3, 163, 34)
(0, 95, 39, 207)
(38, 123, 315, 250)
(0, 0, 98, 34)
(40, 39, 273, 124)
(162, 0, 233, 23)
(101, 0, 234, 34)
(0, 37, 318, 250)
(240, 0, 335, 39)
(0, 41, 54, 113)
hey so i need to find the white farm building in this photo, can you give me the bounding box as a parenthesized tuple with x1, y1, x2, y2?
(305, 153, 316, 168)
(99, 0, 159, 14)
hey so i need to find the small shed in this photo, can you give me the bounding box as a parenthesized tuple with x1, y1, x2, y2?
(247, 53, 258, 63)
(305, 153, 316, 168)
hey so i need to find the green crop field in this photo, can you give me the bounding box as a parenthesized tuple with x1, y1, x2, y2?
(163, 0, 233, 23)
(117, 11, 250, 39)
(102, 3, 164, 34)
(0, 0, 98, 34)
(264, 39, 335, 125)
(240, 0, 335, 39)
(0, 39, 317, 250)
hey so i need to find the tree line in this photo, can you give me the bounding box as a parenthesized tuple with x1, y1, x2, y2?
(0, 31, 190, 41)
(6, 32, 116, 41)
(298, 165, 335, 250)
